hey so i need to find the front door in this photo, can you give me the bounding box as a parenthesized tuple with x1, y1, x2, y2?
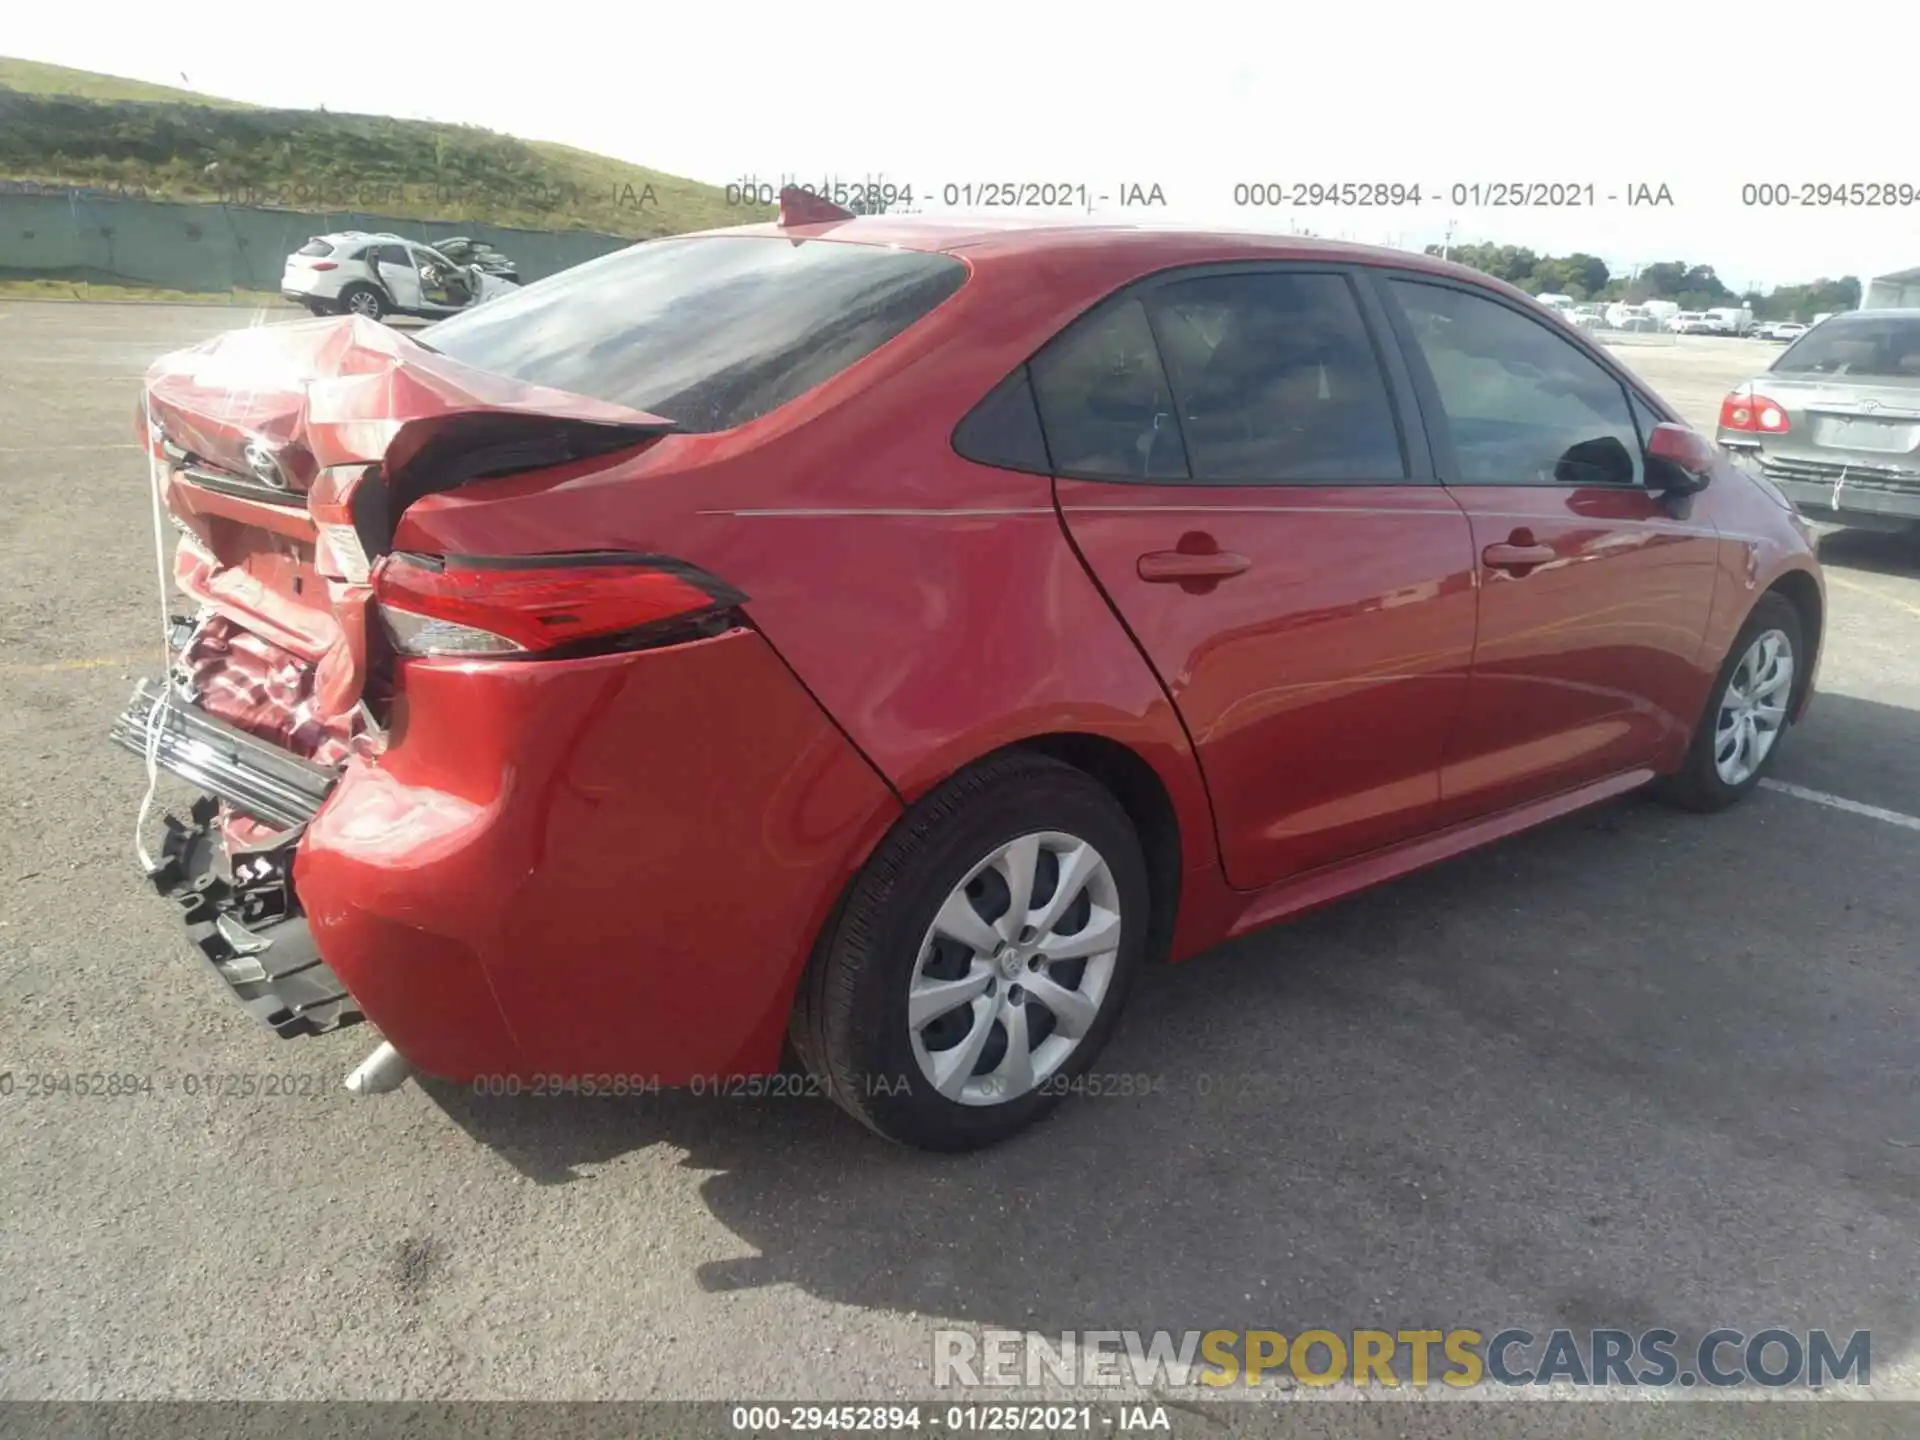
(1376, 276, 1721, 822)
(1042, 267, 1480, 891)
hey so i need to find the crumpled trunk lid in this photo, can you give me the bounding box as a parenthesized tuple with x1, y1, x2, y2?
(139, 313, 672, 810)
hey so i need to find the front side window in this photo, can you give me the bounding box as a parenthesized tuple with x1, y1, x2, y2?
(1147, 272, 1406, 482)
(1029, 298, 1189, 481)
(421, 235, 968, 433)
(1628, 391, 1666, 449)
(1391, 280, 1643, 487)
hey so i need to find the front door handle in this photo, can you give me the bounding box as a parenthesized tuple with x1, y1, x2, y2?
(1482, 527, 1557, 575)
(1482, 542, 1557, 571)
(1138, 550, 1252, 583)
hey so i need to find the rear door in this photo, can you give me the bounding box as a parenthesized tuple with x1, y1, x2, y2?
(1373, 275, 1721, 822)
(370, 243, 422, 310)
(1044, 265, 1479, 891)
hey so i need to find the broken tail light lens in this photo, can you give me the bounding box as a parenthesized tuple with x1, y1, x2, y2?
(370, 552, 746, 658)
(1718, 391, 1790, 434)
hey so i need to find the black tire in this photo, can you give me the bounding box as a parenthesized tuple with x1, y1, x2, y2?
(303, 299, 333, 317)
(338, 283, 385, 320)
(1655, 591, 1803, 812)
(792, 751, 1151, 1151)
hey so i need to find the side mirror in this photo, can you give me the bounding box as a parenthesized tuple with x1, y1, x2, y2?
(1646, 422, 1715, 496)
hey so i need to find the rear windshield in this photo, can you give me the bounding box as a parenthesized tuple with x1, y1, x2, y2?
(420, 235, 968, 432)
(297, 240, 334, 257)
(1775, 315, 1920, 379)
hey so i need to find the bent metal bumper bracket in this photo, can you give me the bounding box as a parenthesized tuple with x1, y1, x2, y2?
(110, 678, 336, 832)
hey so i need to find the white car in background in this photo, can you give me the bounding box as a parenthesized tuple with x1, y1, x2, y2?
(1761, 321, 1810, 342)
(280, 231, 521, 321)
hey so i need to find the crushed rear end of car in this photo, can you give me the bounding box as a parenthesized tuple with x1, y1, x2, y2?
(112, 305, 904, 1087)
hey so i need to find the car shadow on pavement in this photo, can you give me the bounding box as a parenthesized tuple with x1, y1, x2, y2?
(1817, 526, 1920, 580)
(426, 695, 1920, 1377)
(1768, 688, 1920, 820)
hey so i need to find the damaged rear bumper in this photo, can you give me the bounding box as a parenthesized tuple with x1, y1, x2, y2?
(114, 680, 359, 1038)
(145, 796, 362, 1037)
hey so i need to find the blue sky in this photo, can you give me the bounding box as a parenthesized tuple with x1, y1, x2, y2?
(8, 0, 1910, 289)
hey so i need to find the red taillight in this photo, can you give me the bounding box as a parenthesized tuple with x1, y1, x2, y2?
(309, 260, 339, 271)
(370, 552, 745, 658)
(1719, 391, 1790, 434)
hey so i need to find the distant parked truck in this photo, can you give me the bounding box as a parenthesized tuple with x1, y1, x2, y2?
(1705, 306, 1755, 336)
(1860, 267, 1920, 309)
(1643, 300, 1681, 324)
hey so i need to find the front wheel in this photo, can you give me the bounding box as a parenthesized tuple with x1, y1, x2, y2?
(792, 752, 1151, 1151)
(1657, 591, 1803, 811)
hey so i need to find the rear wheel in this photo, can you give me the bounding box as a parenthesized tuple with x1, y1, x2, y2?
(792, 752, 1150, 1151)
(338, 283, 385, 320)
(1657, 592, 1802, 811)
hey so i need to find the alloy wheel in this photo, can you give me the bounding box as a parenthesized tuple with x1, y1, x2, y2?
(1714, 628, 1793, 786)
(907, 831, 1122, 1107)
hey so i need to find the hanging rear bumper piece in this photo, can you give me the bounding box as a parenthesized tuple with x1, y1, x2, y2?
(141, 794, 362, 1038)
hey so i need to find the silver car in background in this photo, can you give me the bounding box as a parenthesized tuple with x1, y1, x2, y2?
(1717, 309, 1920, 532)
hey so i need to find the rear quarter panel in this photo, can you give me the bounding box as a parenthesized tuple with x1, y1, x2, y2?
(396, 252, 1227, 903)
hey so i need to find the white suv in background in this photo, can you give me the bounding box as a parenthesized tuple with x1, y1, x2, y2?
(280, 232, 520, 320)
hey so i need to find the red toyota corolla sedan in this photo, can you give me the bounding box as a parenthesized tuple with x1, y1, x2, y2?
(114, 194, 1824, 1150)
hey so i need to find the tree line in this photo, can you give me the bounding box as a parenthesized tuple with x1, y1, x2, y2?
(1425, 243, 1861, 319)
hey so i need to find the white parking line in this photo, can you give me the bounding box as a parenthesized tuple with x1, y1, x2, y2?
(1760, 779, 1920, 833)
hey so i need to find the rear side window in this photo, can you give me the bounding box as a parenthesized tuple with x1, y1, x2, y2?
(368, 243, 410, 267)
(297, 240, 334, 257)
(421, 236, 968, 433)
(953, 366, 1051, 473)
(1390, 280, 1644, 487)
(1147, 272, 1406, 482)
(1030, 298, 1189, 481)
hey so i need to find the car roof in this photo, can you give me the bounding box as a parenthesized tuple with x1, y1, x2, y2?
(681, 214, 1535, 297)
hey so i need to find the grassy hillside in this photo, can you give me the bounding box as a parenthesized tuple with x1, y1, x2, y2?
(0, 57, 259, 108)
(0, 57, 766, 238)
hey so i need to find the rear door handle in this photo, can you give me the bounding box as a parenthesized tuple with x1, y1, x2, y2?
(1481, 542, 1557, 572)
(1138, 550, 1252, 583)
